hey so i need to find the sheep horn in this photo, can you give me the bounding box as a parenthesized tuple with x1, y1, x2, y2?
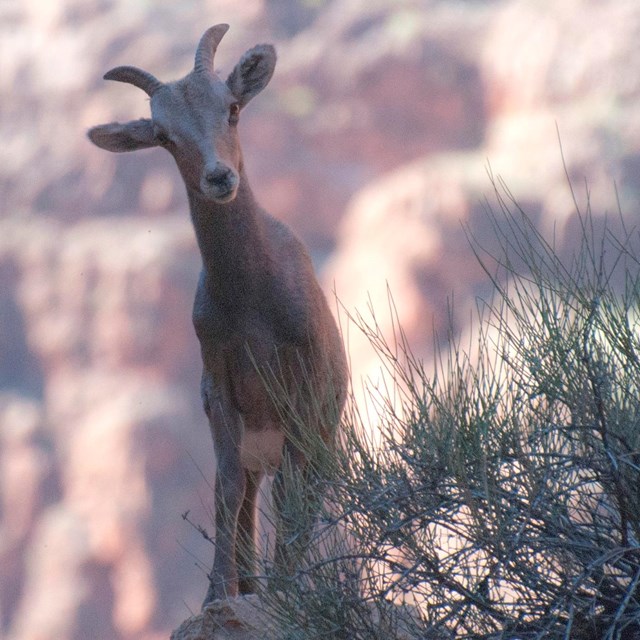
(194, 24, 230, 74)
(103, 66, 163, 97)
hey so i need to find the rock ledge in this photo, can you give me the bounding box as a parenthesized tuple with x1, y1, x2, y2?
(170, 596, 278, 640)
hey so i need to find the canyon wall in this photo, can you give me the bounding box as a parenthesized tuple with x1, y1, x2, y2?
(1, 0, 639, 638)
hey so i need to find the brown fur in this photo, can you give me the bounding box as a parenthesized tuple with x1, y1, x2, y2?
(88, 24, 347, 605)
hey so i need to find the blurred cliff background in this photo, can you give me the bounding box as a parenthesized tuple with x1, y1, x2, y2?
(1, 0, 639, 638)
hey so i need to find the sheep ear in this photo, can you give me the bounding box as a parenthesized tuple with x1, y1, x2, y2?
(226, 44, 276, 108)
(87, 119, 157, 152)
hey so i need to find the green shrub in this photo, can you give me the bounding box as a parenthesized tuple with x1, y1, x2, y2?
(260, 177, 640, 639)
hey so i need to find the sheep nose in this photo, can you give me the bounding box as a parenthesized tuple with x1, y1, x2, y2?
(205, 165, 233, 186)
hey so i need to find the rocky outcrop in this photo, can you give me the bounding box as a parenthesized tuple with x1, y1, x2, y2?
(169, 595, 421, 640)
(170, 597, 276, 640)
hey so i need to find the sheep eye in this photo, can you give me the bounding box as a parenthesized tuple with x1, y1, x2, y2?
(229, 103, 240, 125)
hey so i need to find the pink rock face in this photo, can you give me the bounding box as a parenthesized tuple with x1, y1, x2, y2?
(2, 1, 640, 640)
(0, 216, 210, 639)
(328, 0, 640, 390)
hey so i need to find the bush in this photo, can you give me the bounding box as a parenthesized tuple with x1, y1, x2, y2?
(260, 177, 640, 639)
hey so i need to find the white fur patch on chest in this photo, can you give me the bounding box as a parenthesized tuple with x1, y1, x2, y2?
(240, 429, 284, 474)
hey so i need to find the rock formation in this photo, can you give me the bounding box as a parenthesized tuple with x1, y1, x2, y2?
(169, 597, 276, 640)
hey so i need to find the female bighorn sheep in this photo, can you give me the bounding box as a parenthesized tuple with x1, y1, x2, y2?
(88, 24, 347, 605)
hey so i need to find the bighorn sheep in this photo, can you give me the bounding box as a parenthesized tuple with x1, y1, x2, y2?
(88, 24, 348, 605)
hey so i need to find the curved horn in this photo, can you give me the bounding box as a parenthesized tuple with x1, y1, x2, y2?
(103, 66, 163, 97)
(194, 24, 230, 74)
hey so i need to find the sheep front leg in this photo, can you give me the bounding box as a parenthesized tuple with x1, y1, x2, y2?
(201, 442, 245, 606)
(202, 381, 246, 607)
(207, 447, 245, 605)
